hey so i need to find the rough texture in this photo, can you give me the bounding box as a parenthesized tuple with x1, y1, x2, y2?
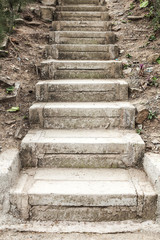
(49, 31, 117, 45)
(36, 79, 128, 102)
(0, 149, 20, 213)
(29, 102, 135, 129)
(144, 153, 160, 216)
(38, 60, 123, 79)
(44, 44, 119, 60)
(19, 129, 145, 168)
(10, 168, 157, 221)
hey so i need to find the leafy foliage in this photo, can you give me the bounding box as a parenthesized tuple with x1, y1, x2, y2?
(0, 0, 34, 44)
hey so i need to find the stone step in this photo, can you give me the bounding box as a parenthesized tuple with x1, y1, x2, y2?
(29, 102, 135, 130)
(57, 0, 103, 5)
(52, 21, 112, 31)
(56, 5, 107, 11)
(44, 44, 119, 60)
(49, 31, 117, 45)
(10, 168, 157, 221)
(55, 11, 110, 21)
(36, 79, 128, 102)
(20, 129, 145, 168)
(38, 60, 123, 80)
(41, 0, 56, 6)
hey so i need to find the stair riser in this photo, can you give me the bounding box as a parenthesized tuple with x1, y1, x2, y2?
(52, 21, 112, 31)
(58, 0, 104, 5)
(56, 6, 107, 11)
(36, 82, 128, 102)
(29, 205, 156, 221)
(39, 61, 123, 80)
(44, 45, 119, 60)
(20, 141, 144, 168)
(29, 107, 135, 129)
(55, 12, 110, 21)
(49, 31, 117, 45)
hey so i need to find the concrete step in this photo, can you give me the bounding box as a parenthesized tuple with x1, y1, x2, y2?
(41, 0, 56, 6)
(44, 44, 119, 60)
(57, 0, 104, 5)
(49, 31, 117, 45)
(29, 102, 135, 130)
(10, 168, 157, 221)
(56, 5, 108, 11)
(55, 11, 110, 21)
(20, 129, 145, 168)
(38, 60, 123, 80)
(36, 79, 128, 102)
(52, 21, 112, 31)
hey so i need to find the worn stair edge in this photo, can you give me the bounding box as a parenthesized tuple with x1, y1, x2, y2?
(38, 60, 123, 80)
(54, 11, 110, 21)
(20, 129, 145, 168)
(10, 168, 157, 221)
(49, 31, 117, 45)
(56, 5, 108, 11)
(29, 102, 135, 129)
(52, 21, 112, 31)
(57, 0, 105, 5)
(36, 79, 128, 102)
(44, 44, 119, 60)
(0, 149, 20, 212)
(143, 152, 160, 216)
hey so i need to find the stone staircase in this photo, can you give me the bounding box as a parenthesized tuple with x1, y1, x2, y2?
(10, 0, 158, 222)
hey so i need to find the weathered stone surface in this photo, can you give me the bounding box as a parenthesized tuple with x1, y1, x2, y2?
(58, 0, 102, 5)
(20, 129, 145, 168)
(0, 149, 20, 212)
(144, 153, 160, 216)
(55, 11, 110, 21)
(52, 21, 112, 31)
(40, 6, 55, 21)
(44, 44, 119, 60)
(29, 102, 135, 129)
(56, 5, 108, 11)
(49, 31, 117, 45)
(41, 0, 56, 6)
(10, 168, 157, 221)
(147, 53, 159, 64)
(38, 60, 123, 79)
(136, 105, 149, 124)
(36, 79, 128, 102)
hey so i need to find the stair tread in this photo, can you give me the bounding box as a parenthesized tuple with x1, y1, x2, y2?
(11, 168, 156, 206)
(36, 79, 128, 84)
(41, 59, 121, 63)
(22, 129, 144, 144)
(31, 101, 134, 109)
(37, 79, 127, 84)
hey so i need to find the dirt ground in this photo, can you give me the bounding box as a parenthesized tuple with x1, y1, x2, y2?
(0, 0, 160, 153)
(1, 231, 160, 240)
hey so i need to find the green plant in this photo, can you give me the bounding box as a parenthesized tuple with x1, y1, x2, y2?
(136, 128, 142, 135)
(130, 3, 135, 10)
(126, 54, 132, 59)
(7, 106, 20, 112)
(0, 0, 35, 43)
(140, 0, 149, 8)
(156, 57, 160, 64)
(148, 35, 156, 41)
(6, 86, 14, 93)
(148, 110, 157, 120)
(148, 76, 159, 87)
(123, 64, 132, 69)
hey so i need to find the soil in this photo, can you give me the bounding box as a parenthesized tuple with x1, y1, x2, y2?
(0, 0, 160, 154)
(1, 231, 160, 240)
